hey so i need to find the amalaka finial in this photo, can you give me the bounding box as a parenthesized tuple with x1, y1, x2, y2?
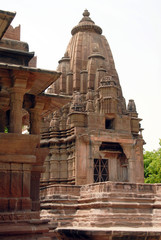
(83, 9, 90, 17)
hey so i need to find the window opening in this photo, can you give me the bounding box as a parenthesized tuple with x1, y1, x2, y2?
(105, 119, 114, 129)
(94, 158, 109, 183)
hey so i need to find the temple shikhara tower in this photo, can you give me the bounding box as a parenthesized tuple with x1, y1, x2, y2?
(41, 9, 144, 186)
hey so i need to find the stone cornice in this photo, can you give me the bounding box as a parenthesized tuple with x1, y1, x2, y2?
(71, 24, 102, 35)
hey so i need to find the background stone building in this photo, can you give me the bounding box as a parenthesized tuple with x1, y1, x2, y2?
(0, 9, 70, 239)
(41, 10, 144, 186)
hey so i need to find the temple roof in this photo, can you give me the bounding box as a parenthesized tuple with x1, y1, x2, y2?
(52, 10, 119, 95)
(0, 10, 16, 40)
(0, 63, 61, 95)
(65, 9, 117, 78)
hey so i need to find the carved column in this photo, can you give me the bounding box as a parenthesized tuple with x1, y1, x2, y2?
(29, 103, 47, 210)
(0, 109, 6, 132)
(41, 154, 50, 185)
(59, 143, 68, 181)
(121, 143, 137, 183)
(49, 144, 60, 183)
(95, 67, 106, 90)
(29, 100, 45, 135)
(66, 72, 73, 95)
(9, 88, 25, 133)
(29, 108, 42, 135)
(109, 154, 118, 181)
(80, 70, 88, 94)
(128, 158, 136, 182)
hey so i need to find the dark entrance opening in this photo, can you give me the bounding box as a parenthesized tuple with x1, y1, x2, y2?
(105, 119, 114, 129)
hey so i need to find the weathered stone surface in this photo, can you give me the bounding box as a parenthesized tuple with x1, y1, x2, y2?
(40, 182, 161, 229)
(55, 227, 161, 240)
(41, 10, 144, 186)
(0, 9, 70, 240)
(0, 10, 15, 40)
(40, 182, 161, 239)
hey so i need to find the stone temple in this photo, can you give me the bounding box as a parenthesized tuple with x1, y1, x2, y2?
(41, 9, 144, 186)
(1, 8, 161, 240)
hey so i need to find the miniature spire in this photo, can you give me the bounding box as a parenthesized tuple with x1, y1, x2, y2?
(127, 99, 137, 112)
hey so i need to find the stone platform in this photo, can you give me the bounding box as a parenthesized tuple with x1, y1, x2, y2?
(40, 182, 161, 239)
(55, 227, 161, 240)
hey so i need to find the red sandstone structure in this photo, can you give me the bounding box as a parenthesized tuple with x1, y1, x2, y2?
(40, 10, 161, 240)
(41, 10, 144, 187)
(1, 8, 161, 240)
(0, 9, 70, 239)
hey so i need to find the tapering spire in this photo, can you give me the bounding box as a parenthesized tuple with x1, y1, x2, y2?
(127, 99, 137, 112)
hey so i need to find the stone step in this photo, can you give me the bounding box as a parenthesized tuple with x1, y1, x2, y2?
(41, 199, 78, 204)
(76, 201, 156, 210)
(78, 196, 155, 204)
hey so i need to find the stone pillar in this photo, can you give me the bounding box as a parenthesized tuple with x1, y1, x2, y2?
(95, 67, 106, 90)
(121, 143, 137, 183)
(80, 70, 88, 94)
(29, 105, 48, 210)
(30, 168, 41, 211)
(59, 145, 68, 181)
(67, 142, 75, 183)
(109, 156, 118, 181)
(9, 88, 25, 133)
(128, 158, 136, 182)
(29, 108, 42, 135)
(31, 148, 49, 211)
(75, 135, 91, 185)
(49, 145, 60, 183)
(66, 72, 73, 95)
(0, 109, 6, 132)
(41, 154, 50, 185)
(0, 96, 10, 132)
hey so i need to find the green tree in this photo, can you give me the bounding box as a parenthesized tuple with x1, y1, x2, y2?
(144, 140, 161, 183)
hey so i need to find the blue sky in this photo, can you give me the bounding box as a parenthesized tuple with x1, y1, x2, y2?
(1, 0, 161, 151)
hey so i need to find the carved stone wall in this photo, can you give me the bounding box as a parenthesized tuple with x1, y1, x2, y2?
(41, 10, 144, 186)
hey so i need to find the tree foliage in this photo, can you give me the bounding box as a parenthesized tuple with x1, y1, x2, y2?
(144, 140, 161, 183)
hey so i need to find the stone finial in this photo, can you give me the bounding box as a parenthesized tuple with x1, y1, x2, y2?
(79, 9, 94, 24)
(72, 9, 102, 35)
(83, 9, 90, 17)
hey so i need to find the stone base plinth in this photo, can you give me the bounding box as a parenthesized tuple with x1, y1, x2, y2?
(40, 182, 161, 239)
(55, 227, 161, 240)
(0, 133, 50, 239)
(0, 215, 50, 240)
